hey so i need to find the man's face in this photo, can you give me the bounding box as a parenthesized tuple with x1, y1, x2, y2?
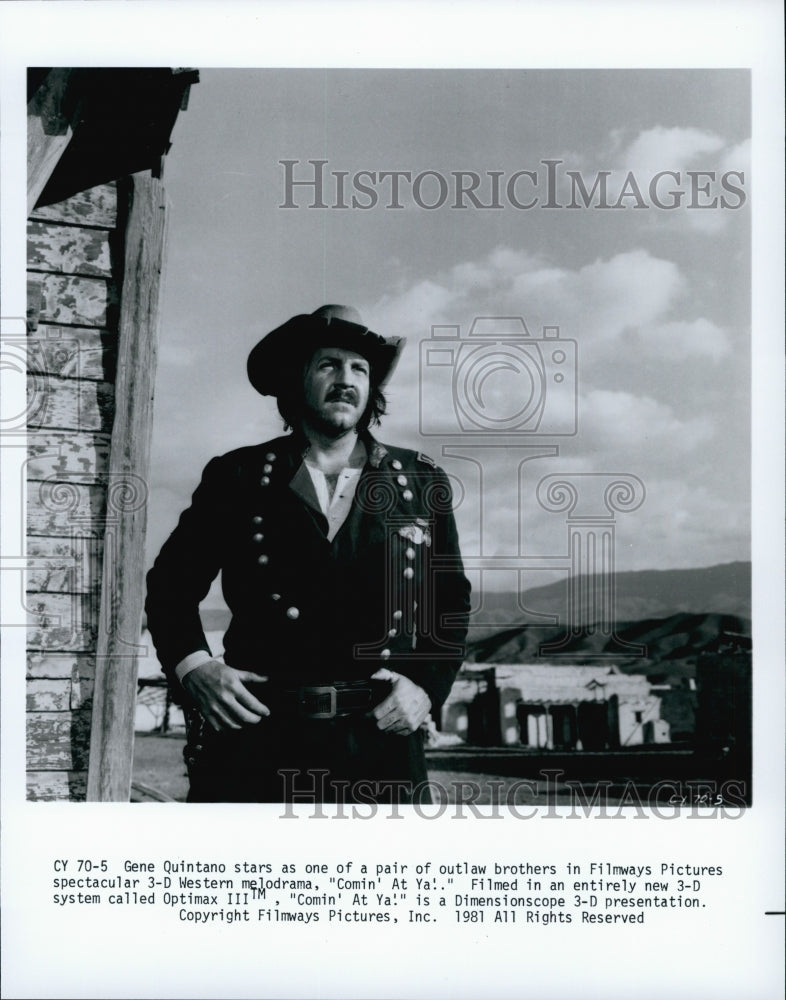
(302, 346, 371, 435)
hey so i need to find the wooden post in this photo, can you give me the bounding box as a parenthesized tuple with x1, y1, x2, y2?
(86, 172, 167, 801)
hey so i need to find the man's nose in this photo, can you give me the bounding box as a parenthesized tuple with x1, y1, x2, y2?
(336, 362, 356, 383)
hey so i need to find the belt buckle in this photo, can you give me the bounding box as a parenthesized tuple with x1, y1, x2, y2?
(298, 685, 337, 720)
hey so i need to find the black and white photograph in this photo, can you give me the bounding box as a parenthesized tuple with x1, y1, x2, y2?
(1, 4, 783, 999)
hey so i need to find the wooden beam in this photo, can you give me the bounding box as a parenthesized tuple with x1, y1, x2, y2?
(87, 173, 167, 801)
(27, 70, 77, 215)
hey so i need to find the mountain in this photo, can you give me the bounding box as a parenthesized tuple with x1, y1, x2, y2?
(468, 561, 751, 634)
(466, 611, 751, 675)
(465, 562, 751, 673)
(192, 561, 751, 674)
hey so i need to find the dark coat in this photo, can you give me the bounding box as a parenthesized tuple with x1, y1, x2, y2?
(145, 433, 471, 714)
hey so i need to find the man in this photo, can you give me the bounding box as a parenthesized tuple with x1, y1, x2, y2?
(145, 304, 471, 803)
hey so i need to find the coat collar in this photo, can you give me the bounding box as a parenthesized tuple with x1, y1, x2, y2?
(275, 431, 389, 472)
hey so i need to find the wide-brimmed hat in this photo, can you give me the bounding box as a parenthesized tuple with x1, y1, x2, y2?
(247, 304, 405, 397)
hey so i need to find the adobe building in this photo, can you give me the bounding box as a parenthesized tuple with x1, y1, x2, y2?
(444, 663, 669, 750)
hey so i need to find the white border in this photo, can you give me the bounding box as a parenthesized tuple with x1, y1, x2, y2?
(1, 4, 783, 999)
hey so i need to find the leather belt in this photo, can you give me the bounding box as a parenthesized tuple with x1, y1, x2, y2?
(253, 679, 391, 720)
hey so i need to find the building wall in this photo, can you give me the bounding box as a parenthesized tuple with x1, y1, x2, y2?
(26, 183, 121, 800)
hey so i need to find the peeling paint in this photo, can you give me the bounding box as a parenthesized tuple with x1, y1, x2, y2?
(28, 221, 113, 277)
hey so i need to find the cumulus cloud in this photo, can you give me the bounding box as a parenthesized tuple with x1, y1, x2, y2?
(369, 246, 685, 347)
(579, 389, 714, 453)
(636, 318, 731, 361)
(606, 125, 750, 233)
(358, 243, 744, 577)
(617, 126, 726, 175)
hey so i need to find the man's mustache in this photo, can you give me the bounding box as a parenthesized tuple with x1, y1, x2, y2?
(326, 388, 359, 404)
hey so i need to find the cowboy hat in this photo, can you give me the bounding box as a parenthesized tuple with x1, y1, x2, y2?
(247, 304, 405, 397)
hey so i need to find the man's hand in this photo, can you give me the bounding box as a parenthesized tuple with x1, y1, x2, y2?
(370, 669, 431, 736)
(182, 660, 269, 731)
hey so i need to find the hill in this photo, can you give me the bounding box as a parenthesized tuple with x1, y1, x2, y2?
(466, 611, 751, 675)
(470, 561, 751, 632)
(193, 561, 751, 675)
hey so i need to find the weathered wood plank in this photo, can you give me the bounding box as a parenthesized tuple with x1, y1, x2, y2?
(28, 221, 113, 278)
(38, 273, 117, 328)
(27, 711, 91, 770)
(27, 676, 94, 711)
(26, 535, 103, 593)
(27, 771, 88, 802)
(27, 70, 76, 214)
(27, 481, 107, 536)
(30, 183, 117, 229)
(27, 377, 114, 433)
(27, 678, 71, 712)
(27, 274, 44, 332)
(28, 326, 117, 381)
(88, 173, 167, 802)
(27, 432, 112, 482)
(26, 592, 98, 651)
(27, 651, 96, 681)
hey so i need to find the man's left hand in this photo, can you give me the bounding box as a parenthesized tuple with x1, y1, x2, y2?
(370, 669, 431, 735)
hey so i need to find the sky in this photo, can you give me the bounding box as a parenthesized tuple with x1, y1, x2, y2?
(148, 69, 751, 599)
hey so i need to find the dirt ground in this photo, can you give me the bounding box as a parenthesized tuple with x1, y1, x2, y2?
(131, 729, 574, 805)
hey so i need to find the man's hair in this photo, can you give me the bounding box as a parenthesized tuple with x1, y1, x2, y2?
(277, 379, 388, 433)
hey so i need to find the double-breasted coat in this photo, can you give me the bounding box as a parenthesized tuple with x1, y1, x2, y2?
(145, 432, 471, 800)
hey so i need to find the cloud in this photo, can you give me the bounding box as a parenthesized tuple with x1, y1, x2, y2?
(617, 126, 726, 175)
(579, 389, 714, 454)
(636, 318, 731, 361)
(369, 246, 685, 346)
(607, 126, 750, 234)
(357, 243, 744, 577)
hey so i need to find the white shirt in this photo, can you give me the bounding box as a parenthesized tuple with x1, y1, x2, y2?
(303, 461, 363, 541)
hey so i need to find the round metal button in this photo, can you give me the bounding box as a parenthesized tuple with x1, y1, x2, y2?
(263, 463, 273, 474)
(261, 476, 270, 486)
(405, 547, 415, 560)
(403, 567, 414, 579)
(252, 515, 263, 525)
(286, 606, 300, 620)
(380, 648, 391, 659)
(392, 610, 403, 620)
(388, 628, 398, 637)
(253, 533, 264, 543)
(402, 489, 413, 502)
(396, 475, 407, 486)
(391, 459, 403, 471)
(257, 554, 269, 566)
(270, 593, 281, 601)
(266, 452, 276, 462)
